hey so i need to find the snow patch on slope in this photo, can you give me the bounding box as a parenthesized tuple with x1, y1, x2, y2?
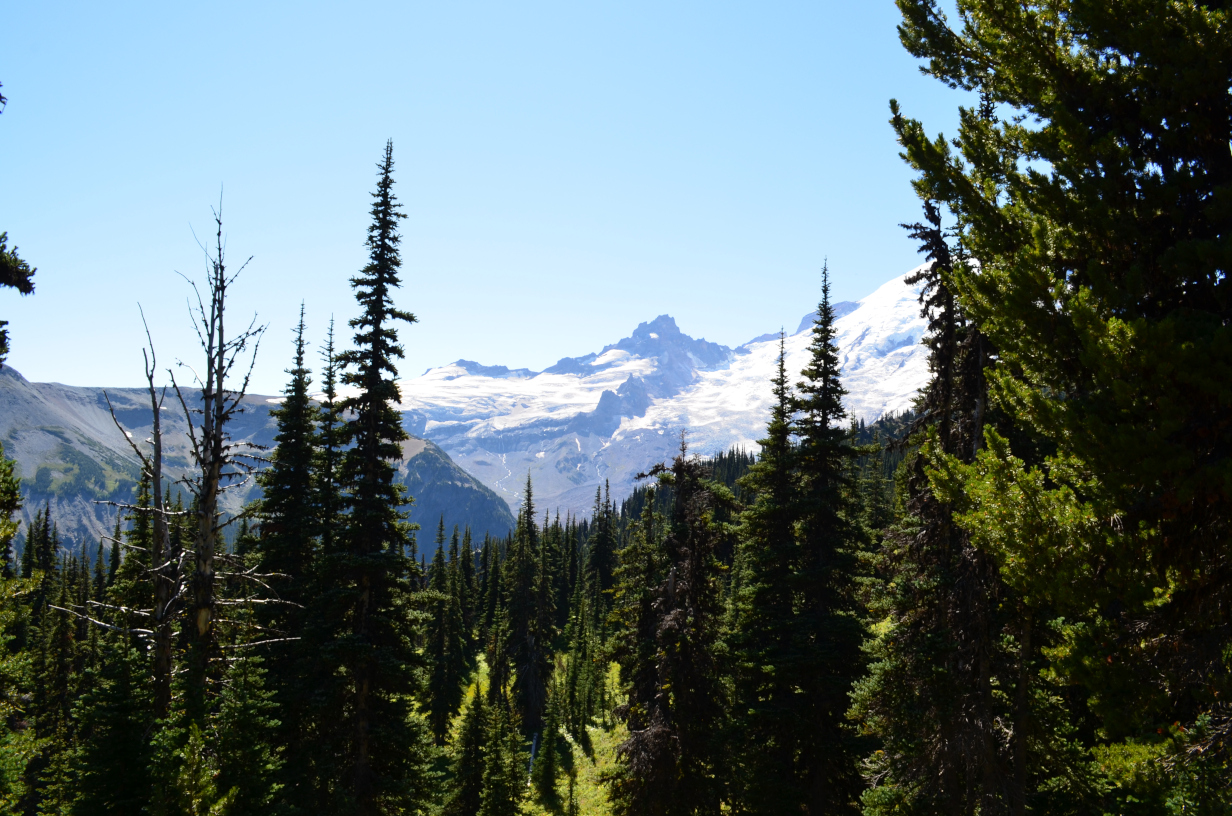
(347, 266, 932, 516)
(615, 269, 927, 455)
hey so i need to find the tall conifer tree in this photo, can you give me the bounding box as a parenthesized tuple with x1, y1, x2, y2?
(887, 6, 1232, 804)
(443, 690, 487, 816)
(324, 139, 433, 814)
(258, 305, 318, 591)
(610, 445, 728, 816)
(507, 476, 550, 733)
(256, 305, 322, 809)
(792, 267, 865, 814)
(728, 335, 807, 813)
(317, 317, 345, 558)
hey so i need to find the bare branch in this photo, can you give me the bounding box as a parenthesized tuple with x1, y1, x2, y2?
(50, 605, 154, 636)
(223, 637, 301, 650)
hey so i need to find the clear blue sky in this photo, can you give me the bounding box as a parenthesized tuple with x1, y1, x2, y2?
(1, 1, 967, 394)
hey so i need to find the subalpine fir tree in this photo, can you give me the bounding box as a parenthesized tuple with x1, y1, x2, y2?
(91, 541, 105, 603)
(18, 504, 42, 580)
(324, 139, 434, 813)
(105, 519, 121, 588)
(546, 513, 571, 634)
(63, 641, 153, 815)
(213, 653, 283, 816)
(110, 475, 154, 636)
(562, 575, 602, 745)
(531, 514, 557, 689)
(608, 491, 665, 783)
(531, 682, 564, 810)
(851, 201, 1024, 816)
(443, 690, 487, 816)
(890, 2, 1232, 805)
(36, 565, 75, 736)
(0, 230, 35, 367)
(257, 305, 318, 605)
(609, 445, 728, 816)
(316, 317, 345, 558)
(446, 527, 471, 675)
(478, 694, 526, 816)
(791, 268, 865, 815)
(728, 336, 807, 814)
(458, 527, 478, 650)
(507, 476, 550, 733)
(480, 535, 503, 643)
(585, 483, 617, 598)
(425, 526, 466, 745)
(256, 305, 319, 799)
(486, 606, 512, 709)
(0, 442, 19, 578)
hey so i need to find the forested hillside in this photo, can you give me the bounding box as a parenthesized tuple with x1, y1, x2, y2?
(0, 1, 1229, 814)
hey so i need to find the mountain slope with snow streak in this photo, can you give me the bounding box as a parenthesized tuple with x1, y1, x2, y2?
(393, 267, 929, 515)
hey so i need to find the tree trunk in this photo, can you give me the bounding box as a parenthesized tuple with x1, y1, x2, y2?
(147, 379, 174, 721)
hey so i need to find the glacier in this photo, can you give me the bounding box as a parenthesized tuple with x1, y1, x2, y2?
(378, 267, 930, 516)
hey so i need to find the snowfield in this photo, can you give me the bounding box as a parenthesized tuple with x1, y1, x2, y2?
(341, 267, 930, 515)
(615, 270, 929, 456)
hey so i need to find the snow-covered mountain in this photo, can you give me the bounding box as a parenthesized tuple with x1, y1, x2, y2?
(2, 267, 929, 547)
(384, 267, 929, 515)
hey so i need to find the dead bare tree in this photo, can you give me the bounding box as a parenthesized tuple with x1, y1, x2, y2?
(92, 311, 186, 719)
(169, 202, 267, 713)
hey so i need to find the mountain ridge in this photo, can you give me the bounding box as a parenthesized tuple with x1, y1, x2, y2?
(4, 266, 931, 547)
(386, 267, 929, 516)
(0, 365, 515, 551)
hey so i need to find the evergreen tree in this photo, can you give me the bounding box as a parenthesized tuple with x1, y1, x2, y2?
(728, 336, 807, 814)
(531, 682, 564, 810)
(316, 317, 345, 558)
(257, 304, 318, 602)
(256, 304, 319, 805)
(443, 690, 487, 816)
(609, 446, 728, 816)
(105, 520, 120, 588)
(585, 483, 617, 598)
(851, 202, 1027, 815)
(478, 695, 526, 816)
(791, 268, 866, 815)
(59, 641, 153, 815)
(479, 535, 501, 642)
(213, 653, 283, 816)
(425, 526, 465, 745)
(0, 231, 36, 367)
(458, 527, 478, 651)
(19, 505, 41, 580)
(608, 492, 665, 768)
(890, 1, 1232, 802)
(91, 542, 105, 603)
(324, 140, 433, 813)
(110, 475, 153, 625)
(506, 477, 550, 733)
(0, 442, 20, 578)
(561, 575, 601, 746)
(486, 607, 512, 709)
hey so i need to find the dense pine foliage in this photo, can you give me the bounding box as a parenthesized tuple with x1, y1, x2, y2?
(1, 2, 1230, 813)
